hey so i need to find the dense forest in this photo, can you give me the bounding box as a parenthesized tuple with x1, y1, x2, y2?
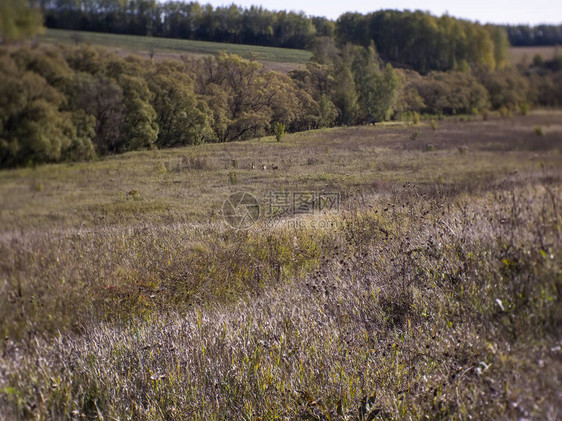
(504, 24, 562, 46)
(335, 11, 509, 73)
(0, 0, 562, 168)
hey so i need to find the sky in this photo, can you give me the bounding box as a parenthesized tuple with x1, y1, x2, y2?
(192, 0, 562, 25)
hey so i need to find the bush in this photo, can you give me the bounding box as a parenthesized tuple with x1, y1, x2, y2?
(274, 121, 286, 142)
(498, 106, 513, 119)
(478, 68, 530, 110)
(414, 71, 489, 115)
(401, 111, 420, 125)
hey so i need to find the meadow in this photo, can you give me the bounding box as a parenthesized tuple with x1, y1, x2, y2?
(509, 45, 560, 65)
(37, 28, 312, 72)
(0, 111, 561, 419)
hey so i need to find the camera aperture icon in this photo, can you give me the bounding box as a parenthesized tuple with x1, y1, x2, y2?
(222, 192, 260, 229)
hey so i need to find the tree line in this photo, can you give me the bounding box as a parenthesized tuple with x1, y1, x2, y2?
(1, 41, 561, 168)
(35, 1, 562, 73)
(504, 24, 562, 47)
(40, 0, 320, 49)
(1, 1, 561, 168)
(334, 11, 510, 73)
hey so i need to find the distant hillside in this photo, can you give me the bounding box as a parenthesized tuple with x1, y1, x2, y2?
(38, 29, 312, 70)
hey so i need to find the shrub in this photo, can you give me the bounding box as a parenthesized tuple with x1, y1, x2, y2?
(274, 122, 286, 142)
(478, 68, 530, 110)
(127, 189, 141, 200)
(180, 156, 210, 171)
(401, 111, 420, 125)
(413, 71, 489, 115)
(498, 106, 512, 118)
(155, 161, 167, 175)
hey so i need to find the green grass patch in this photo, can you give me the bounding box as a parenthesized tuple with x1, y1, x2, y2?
(38, 29, 313, 64)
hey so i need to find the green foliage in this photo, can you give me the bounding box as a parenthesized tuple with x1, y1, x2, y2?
(352, 44, 400, 123)
(498, 106, 513, 119)
(519, 102, 530, 115)
(0, 51, 95, 167)
(332, 49, 359, 125)
(336, 10, 507, 73)
(195, 53, 305, 142)
(127, 189, 141, 200)
(0, 38, 550, 168)
(486, 24, 510, 69)
(117, 74, 159, 151)
(70, 73, 126, 154)
(478, 68, 530, 110)
(371, 63, 400, 122)
(0, 0, 43, 43)
(273, 121, 285, 142)
(318, 93, 338, 128)
(148, 65, 213, 147)
(288, 63, 338, 129)
(414, 71, 489, 115)
(528, 69, 562, 107)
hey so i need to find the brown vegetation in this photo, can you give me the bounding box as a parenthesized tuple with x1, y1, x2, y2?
(0, 112, 561, 419)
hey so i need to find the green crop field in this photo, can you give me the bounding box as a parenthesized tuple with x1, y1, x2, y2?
(0, 111, 561, 419)
(37, 28, 313, 66)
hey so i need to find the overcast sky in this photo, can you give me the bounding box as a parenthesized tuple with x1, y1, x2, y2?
(192, 0, 562, 25)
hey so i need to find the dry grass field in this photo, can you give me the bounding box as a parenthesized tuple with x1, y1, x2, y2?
(0, 111, 561, 419)
(509, 45, 560, 65)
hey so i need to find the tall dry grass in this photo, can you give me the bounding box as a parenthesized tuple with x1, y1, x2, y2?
(1, 178, 560, 419)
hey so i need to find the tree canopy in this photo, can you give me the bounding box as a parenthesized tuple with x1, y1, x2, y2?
(0, 0, 44, 43)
